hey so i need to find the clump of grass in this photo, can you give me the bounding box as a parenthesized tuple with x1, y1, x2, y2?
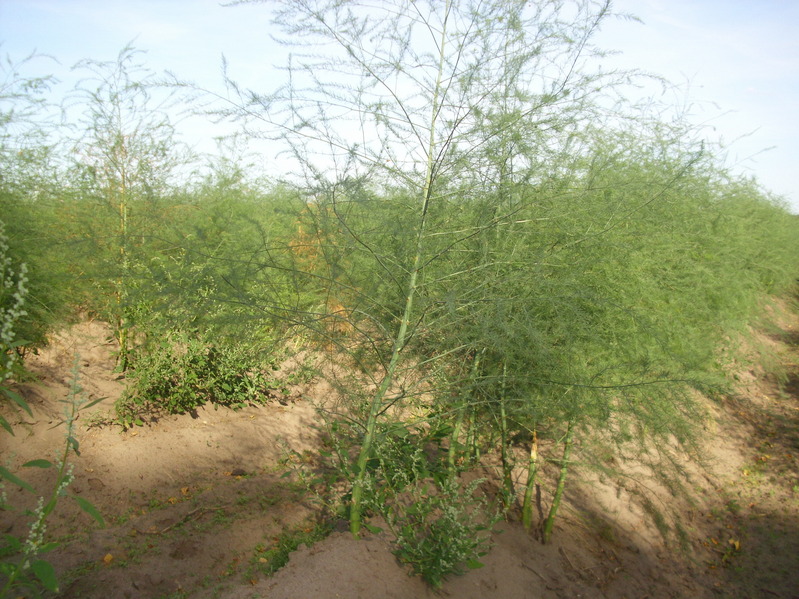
(247, 520, 333, 579)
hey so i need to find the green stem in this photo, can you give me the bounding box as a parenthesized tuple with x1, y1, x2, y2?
(448, 350, 482, 474)
(448, 406, 466, 473)
(521, 428, 539, 532)
(499, 363, 514, 510)
(542, 421, 574, 544)
(349, 1, 451, 536)
(468, 412, 481, 462)
(115, 140, 130, 372)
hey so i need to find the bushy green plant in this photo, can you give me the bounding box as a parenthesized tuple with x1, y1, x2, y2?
(370, 423, 449, 487)
(379, 476, 495, 589)
(338, 421, 496, 588)
(284, 414, 495, 588)
(116, 331, 277, 426)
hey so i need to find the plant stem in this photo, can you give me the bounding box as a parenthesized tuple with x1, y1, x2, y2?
(521, 428, 539, 532)
(349, 0, 451, 536)
(542, 421, 574, 544)
(113, 134, 130, 371)
(448, 350, 482, 474)
(448, 405, 466, 473)
(499, 362, 514, 510)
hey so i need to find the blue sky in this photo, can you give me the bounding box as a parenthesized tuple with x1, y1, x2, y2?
(596, 0, 799, 211)
(1, 0, 797, 211)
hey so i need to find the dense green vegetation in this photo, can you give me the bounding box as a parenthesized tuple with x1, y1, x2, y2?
(2, 0, 799, 591)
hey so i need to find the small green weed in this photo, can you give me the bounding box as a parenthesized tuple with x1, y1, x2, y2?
(247, 521, 333, 579)
(257, 492, 282, 508)
(83, 411, 116, 429)
(726, 499, 741, 515)
(60, 559, 102, 590)
(212, 510, 232, 527)
(159, 589, 190, 599)
(741, 463, 766, 486)
(283, 357, 318, 385)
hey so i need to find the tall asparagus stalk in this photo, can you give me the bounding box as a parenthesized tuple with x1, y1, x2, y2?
(349, 0, 451, 535)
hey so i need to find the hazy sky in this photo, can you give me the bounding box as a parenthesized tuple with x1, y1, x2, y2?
(1, 0, 797, 211)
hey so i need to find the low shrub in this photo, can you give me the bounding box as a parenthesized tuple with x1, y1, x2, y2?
(379, 476, 496, 589)
(356, 422, 497, 589)
(116, 331, 277, 427)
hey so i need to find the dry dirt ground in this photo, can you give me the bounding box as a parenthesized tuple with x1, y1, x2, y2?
(2, 306, 799, 599)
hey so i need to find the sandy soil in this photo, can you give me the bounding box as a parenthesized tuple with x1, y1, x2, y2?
(2, 308, 799, 599)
